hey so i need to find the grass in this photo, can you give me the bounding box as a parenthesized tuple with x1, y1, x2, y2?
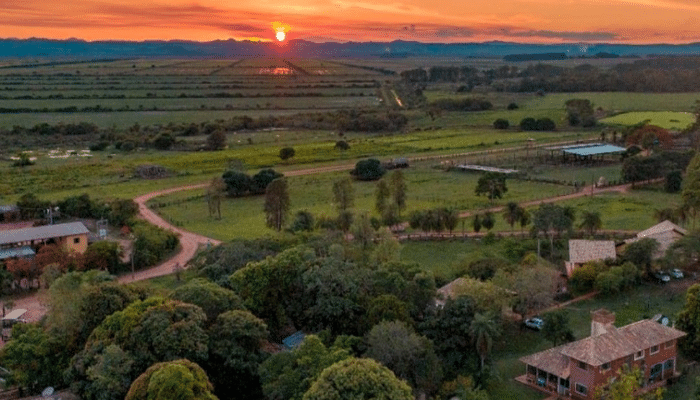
(150, 165, 575, 241)
(600, 111, 696, 130)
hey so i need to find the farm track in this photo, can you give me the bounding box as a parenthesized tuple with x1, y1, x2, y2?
(0, 142, 648, 338)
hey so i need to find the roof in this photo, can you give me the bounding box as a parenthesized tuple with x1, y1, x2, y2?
(624, 220, 687, 258)
(636, 220, 687, 238)
(559, 320, 686, 366)
(3, 309, 27, 321)
(561, 144, 627, 157)
(282, 331, 306, 350)
(0, 205, 18, 213)
(522, 318, 686, 369)
(569, 240, 617, 264)
(520, 345, 571, 378)
(0, 222, 89, 246)
(455, 165, 519, 174)
(0, 246, 35, 260)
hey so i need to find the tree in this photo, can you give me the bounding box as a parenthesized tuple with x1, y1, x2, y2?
(364, 321, 442, 394)
(83, 241, 122, 273)
(442, 208, 459, 234)
(290, 210, 315, 232)
(389, 170, 407, 216)
(207, 177, 226, 219)
(481, 212, 495, 232)
(475, 172, 508, 201)
(260, 335, 351, 400)
(16, 193, 50, 220)
(222, 170, 253, 197)
(579, 211, 602, 236)
(375, 179, 390, 216)
(542, 311, 575, 347)
(520, 117, 538, 131)
(125, 359, 218, 400)
(593, 365, 664, 400)
(207, 310, 268, 399)
(252, 169, 283, 194)
(677, 284, 700, 358)
(332, 177, 354, 212)
(519, 209, 531, 233)
(682, 152, 700, 227)
(493, 118, 509, 129)
(206, 130, 227, 151)
(264, 178, 290, 231)
(279, 147, 296, 161)
(469, 313, 500, 372)
(335, 140, 350, 150)
(623, 238, 659, 276)
(502, 202, 523, 231)
(473, 214, 482, 233)
(153, 133, 175, 150)
(170, 278, 244, 323)
(302, 358, 413, 400)
(351, 159, 385, 181)
(666, 170, 683, 193)
(565, 99, 595, 127)
(108, 199, 139, 226)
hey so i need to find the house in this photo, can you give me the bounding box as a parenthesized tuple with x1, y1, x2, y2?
(0, 205, 19, 223)
(565, 240, 616, 277)
(517, 309, 685, 399)
(0, 222, 89, 258)
(623, 220, 687, 259)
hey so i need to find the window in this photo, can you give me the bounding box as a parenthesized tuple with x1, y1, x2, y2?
(664, 359, 674, 372)
(73, 237, 80, 244)
(650, 345, 660, 355)
(575, 383, 588, 396)
(635, 350, 644, 360)
(527, 365, 537, 375)
(650, 363, 663, 382)
(665, 340, 675, 349)
(549, 373, 557, 384)
(577, 361, 588, 370)
(601, 362, 611, 371)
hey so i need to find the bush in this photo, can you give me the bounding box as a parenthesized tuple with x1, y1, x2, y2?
(507, 103, 519, 110)
(520, 117, 556, 131)
(153, 133, 175, 150)
(335, 140, 350, 150)
(351, 159, 385, 181)
(493, 119, 509, 130)
(279, 147, 296, 160)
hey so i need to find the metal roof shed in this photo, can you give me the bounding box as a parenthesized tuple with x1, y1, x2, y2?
(562, 144, 626, 157)
(0, 222, 89, 246)
(3, 309, 27, 321)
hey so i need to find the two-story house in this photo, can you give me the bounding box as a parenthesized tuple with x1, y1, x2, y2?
(517, 309, 685, 399)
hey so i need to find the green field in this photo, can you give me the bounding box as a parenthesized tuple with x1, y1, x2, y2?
(600, 111, 696, 129)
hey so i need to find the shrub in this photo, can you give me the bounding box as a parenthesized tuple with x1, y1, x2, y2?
(507, 102, 519, 110)
(335, 140, 350, 150)
(493, 119, 509, 130)
(351, 159, 385, 181)
(279, 147, 296, 160)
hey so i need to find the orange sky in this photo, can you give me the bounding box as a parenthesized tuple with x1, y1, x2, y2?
(2, 0, 700, 43)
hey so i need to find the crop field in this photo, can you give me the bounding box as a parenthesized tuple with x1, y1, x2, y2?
(0, 58, 387, 129)
(600, 111, 696, 129)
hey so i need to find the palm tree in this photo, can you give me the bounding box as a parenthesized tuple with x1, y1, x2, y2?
(653, 208, 678, 224)
(469, 313, 500, 371)
(502, 202, 522, 231)
(578, 211, 602, 236)
(519, 209, 531, 234)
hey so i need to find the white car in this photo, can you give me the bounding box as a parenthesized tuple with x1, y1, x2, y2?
(670, 269, 684, 279)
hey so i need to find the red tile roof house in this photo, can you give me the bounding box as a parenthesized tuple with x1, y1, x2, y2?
(565, 240, 617, 277)
(516, 309, 686, 399)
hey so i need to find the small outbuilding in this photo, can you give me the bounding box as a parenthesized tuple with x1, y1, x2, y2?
(565, 240, 617, 277)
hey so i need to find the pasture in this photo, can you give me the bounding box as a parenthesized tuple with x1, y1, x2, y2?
(600, 111, 696, 129)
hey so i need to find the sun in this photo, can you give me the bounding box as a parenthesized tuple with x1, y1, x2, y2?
(272, 21, 290, 42)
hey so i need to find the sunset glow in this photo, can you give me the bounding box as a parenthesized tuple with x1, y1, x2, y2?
(1, 0, 699, 43)
(276, 31, 286, 41)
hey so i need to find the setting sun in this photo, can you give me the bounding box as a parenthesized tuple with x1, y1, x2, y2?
(276, 31, 285, 41)
(272, 21, 290, 42)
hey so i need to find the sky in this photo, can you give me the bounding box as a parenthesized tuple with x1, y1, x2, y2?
(2, 0, 700, 44)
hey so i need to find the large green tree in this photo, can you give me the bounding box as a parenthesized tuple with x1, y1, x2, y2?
(125, 359, 218, 400)
(683, 152, 700, 227)
(332, 177, 355, 212)
(389, 170, 407, 216)
(469, 313, 500, 372)
(303, 358, 413, 400)
(579, 211, 603, 236)
(677, 284, 700, 358)
(170, 278, 245, 323)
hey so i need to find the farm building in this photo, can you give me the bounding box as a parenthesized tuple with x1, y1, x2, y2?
(0, 222, 89, 259)
(623, 220, 686, 259)
(565, 240, 617, 277)
(517, 309, 685, 399)
(543, 143, 627, 164)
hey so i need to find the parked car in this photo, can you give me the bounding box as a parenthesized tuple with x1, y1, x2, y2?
(670, 268, 684, 279)
(653, 271, 671, 283)
(524, 317, 544, 330)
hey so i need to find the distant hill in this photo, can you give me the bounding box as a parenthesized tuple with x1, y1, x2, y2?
(2, 38, 700, 59)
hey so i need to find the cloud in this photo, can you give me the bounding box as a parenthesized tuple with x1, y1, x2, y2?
(219, 24, 267, 33)
(433, 27, 475, 38)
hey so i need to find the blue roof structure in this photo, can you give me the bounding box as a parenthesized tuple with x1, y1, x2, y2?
(0, 246, 35, 260)
(282, 331, 306, 350)
(562, 144, 626, 156)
